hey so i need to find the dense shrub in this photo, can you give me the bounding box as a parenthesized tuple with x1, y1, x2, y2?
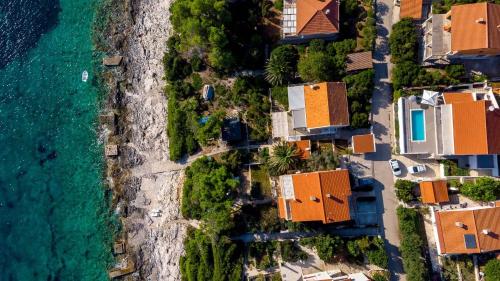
(485, 259, 500, 281)
(180, 229, 243, 281)
(249, 242, 277, 270)
(343, 69, 374, 128)
(195, 110, 225, 146)
(389, 19, 418, 63)
(445, 64, 466, 82)
(305, 149, 339, 172)
(392, 61, 420, 90)
(397, 207, 429, 281)
(360, 8, 376, 51)
(300, 235, 344, 263)
(461, 177, 500, 202)
(181, 157, 239, 233)
(298, 51, 333, 82)
(395, 179, 416, 203)
(279, 241, 308, 262)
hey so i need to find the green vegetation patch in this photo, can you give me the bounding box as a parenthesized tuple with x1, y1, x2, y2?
(460, 177, 500, 202)
(395, 179, 416, 203)
(251, 165, 272, 199)
(397, 207, 430, 281)
(441, 255, 475, 281)
(180, 228, 243, 281)
(440, 159, 469, 177)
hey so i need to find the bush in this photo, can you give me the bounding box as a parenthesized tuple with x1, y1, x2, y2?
(372, 273, 389, 281)
(445, 64, 466, 82)
(195, 111, 225, 146)
(389, 19, 418, 63)
(367, 247, 389, 269)
(360, 8, 376, 51)
(392, 61, 420, 90)
(395, 179, 415, 203)
(279, 241, 308, 262)
(300, 235, 344, 263)
(191, 72, 203, 91)
(485, 259, 500, 281)
(397, 207, 429, 281)
(305, 149, 339, 172)
(190, 52, 204, 72)
(461, 177, 500, 202)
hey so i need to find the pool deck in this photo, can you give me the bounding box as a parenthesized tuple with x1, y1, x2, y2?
(398, 98, 438, 156)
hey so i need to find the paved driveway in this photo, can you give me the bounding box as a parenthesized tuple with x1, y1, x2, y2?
(370, 0, 406, 280)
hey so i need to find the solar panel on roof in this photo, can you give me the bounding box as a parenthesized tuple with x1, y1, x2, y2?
(464, 234, 477, 249)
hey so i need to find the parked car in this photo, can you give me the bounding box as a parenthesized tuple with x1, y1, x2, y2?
(357, 177, 375, 186)
(394, 0, 400, 6)
(388, 159, 402, 176)
(408, 164, 427, 174)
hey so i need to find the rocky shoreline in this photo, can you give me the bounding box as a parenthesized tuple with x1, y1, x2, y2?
(97, 0, 186, 280)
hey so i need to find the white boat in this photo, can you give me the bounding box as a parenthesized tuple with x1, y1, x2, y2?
(82, 70, 88, 82)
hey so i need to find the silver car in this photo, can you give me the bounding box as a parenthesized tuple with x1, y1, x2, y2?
(389, 159, 402, 176)
(408, 164, 426, 174)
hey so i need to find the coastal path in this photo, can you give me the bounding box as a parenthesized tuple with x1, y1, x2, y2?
(131, 143, 272, 177)
(370, 0, 405, 280)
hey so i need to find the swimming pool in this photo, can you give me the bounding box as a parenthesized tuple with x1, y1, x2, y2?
(411, 109, 426, 141)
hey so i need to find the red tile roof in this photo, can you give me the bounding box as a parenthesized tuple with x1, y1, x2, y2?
(443, 92, 474, 104)
(283, 170, 352, 224)
(435, 204, 500, 254)
(289, 140, 312, 159)
(352, 134, 376, 154)
(304, 82, 349, 129)
(400, 0, 424, 20)
(297, 0, 340, 36)
(420, 180, 449, 204)
(451, 3, 500, 54)
(452, 100, 500, 155)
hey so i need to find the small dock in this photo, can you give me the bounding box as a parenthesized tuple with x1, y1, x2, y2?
(105, 145, 119, 157)
(108, 259, 135, 279)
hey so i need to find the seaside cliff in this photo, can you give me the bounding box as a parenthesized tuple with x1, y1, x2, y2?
(95, 0, 185, 279)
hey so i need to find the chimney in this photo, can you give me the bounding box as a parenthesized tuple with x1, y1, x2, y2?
(488, 105, 495, 112)
(476, 18, 486, 24)
(326, 193, 332, 198)
(482, 229, 491, 235)
(310, 196, 318, 201)
(455, 221, 465, 228)
(325, 9, 330, 15)
(443, 24, 451, 32)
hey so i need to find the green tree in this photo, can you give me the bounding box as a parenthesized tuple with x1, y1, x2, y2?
(268, 141, 301, 176)
(461, 177, 500, 202)
(395, 179, 415, 202)
(182, 157, 239, 233)
(445, 64, 466, 81)
(306, 150, 339, 172)
(298, 51, 333, 82)
(392, 61, 421, 90)
(195, 111, 225, 146)
(485, 259, 500, 281)
(265, 45, 299, 86)
(389, 19, 418, 63)
(347, 240, 361, 259)
(279, 241, 308, 262)
(367, 248, 389, 269)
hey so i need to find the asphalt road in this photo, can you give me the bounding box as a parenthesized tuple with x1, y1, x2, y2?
(370, 0, 406, 280)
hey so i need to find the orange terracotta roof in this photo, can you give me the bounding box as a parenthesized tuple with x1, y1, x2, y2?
(451, 3, 500, 54)
(352, 134, 376, 154)
(297, 0, 340, 35)
(420, 180, 449, 204)
(435, 205, 500, 254)
(304, 82, 349, 129)
(346, 51, 373, 72)
(452, 101, 489, 155)
(290, 140, 311, 159)
(278, 197, 287, 219)
(400, 0, 424, 20)
(288, 170, 351, 223)
(443, 92, 474, 104)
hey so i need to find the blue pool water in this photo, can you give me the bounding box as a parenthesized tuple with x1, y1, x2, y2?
(411, 110, 426, 141)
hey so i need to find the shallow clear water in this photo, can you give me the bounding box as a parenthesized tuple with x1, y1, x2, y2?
(0, 1, 113, 280)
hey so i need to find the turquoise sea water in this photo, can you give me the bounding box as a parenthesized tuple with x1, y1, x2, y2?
(0, 1, 113, 280)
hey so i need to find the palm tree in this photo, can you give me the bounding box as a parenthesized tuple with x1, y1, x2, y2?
(268, 141, 301, 175)
(265, 55, 291, 86)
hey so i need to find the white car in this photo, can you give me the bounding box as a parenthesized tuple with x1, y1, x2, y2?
(408, 164, 427, 174)
(389, 159, 402, 176)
